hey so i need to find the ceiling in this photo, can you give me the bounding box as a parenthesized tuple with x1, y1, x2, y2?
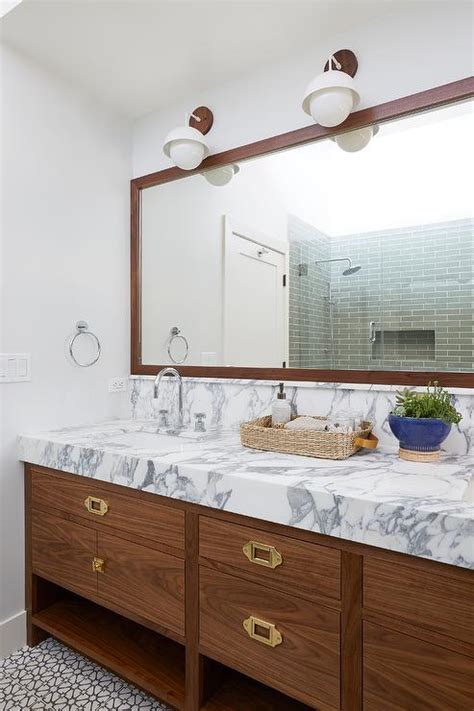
(1, 0, 413, 119)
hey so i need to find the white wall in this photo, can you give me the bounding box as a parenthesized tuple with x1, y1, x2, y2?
(0, 43, 131, 655)
(133, 2, 473, 177)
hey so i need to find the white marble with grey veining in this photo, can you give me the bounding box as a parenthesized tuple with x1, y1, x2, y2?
(19, 419, 474, 569)
(130, 376, 474, 455)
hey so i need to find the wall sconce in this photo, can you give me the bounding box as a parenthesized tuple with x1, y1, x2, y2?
(302, 49, 360, 127)
(163, 106, 213, 170)
(203, 163, 240, 186)
(332, 124, 379, 152)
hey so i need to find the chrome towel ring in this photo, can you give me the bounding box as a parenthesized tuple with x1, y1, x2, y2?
(69, 321, 101, 367)
(167, 326, 189, 364)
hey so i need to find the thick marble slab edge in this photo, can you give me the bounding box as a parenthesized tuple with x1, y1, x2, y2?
(19, 420, 473, 569)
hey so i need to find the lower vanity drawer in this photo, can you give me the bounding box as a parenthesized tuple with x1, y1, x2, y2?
(199, 567, 340, 710)
(363, 622, 474, 710)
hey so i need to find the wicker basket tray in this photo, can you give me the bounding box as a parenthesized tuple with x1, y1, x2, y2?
(240, 415, 378, 460)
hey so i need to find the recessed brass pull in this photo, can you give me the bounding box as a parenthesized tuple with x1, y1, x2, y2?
(92, 557, 105, 574)
(242, 541, 282, 569)
(84, 496, 109, 516)
(243, 616, 283, 648)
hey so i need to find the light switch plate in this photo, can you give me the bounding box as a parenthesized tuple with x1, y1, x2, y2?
(0, 354, 31, 382)
(109, 376, 128, 393)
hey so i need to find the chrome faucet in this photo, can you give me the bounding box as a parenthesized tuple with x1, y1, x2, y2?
(154, 367, 184, 430)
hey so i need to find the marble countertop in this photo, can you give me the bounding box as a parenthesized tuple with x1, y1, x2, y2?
(19, 419, 474, 569)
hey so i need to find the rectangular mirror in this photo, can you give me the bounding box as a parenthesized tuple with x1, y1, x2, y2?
(133, 87, 473, 385)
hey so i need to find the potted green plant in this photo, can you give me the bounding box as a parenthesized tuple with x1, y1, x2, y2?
(389, 381, 462, 462)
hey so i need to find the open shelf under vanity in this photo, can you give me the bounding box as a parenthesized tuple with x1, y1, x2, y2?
(31, 592, 186, 710)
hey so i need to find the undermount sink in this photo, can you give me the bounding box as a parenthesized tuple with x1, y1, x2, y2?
(109, 429, 212, 450)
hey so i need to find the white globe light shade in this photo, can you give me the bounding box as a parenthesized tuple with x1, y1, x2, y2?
(163, 125, 209, 170)
(169, 140, 205, 170)
(309, 87, 353, 127)
(302, 70, 359, 128)
(333, 124, 379, 152)
(203, 163, 240, 186)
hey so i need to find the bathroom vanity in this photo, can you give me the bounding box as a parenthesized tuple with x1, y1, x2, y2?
(21, 423, 474, 710)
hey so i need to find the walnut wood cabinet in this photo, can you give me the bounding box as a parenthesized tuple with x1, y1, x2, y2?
(25, 464, 474, 710)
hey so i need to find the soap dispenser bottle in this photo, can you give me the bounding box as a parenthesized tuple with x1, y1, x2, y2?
(272, 383, 291, 426)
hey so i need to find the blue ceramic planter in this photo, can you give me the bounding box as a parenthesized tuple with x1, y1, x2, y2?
(388, 414, 451, 453)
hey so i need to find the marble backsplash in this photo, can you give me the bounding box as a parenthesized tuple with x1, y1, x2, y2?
(130, 377, 474, 456)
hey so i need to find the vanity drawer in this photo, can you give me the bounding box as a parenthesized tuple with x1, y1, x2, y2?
(30, 468, 185, 552)
(363, 622, 474, 710)
(199, 567, 340, 710)
(364, 558, 474, 644)
(97, 532, 185, 637)
(199, 517, 341, 601)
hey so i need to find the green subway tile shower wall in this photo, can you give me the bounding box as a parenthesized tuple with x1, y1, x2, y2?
(289, 217, 473, 372)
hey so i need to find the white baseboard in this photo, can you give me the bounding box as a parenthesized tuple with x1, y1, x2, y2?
(0, 610, 27, 659)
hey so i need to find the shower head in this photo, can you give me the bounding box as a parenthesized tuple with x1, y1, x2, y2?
(343, 264, 362, 276)
(313, 257, 362, 276)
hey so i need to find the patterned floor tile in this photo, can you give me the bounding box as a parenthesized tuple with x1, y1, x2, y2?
(0, 639, 171, 710)
(0, 672, 52, 710)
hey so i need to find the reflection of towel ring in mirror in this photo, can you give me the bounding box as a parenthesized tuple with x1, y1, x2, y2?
(167, 326, 189, 364)
(69, 321, 101, 367)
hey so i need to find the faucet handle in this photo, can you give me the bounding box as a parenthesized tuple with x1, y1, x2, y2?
(194, 412, 206, 432)
(158, 409, 169, 427)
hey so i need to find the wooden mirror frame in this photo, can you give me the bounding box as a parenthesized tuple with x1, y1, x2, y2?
(131, 77, 474, 387)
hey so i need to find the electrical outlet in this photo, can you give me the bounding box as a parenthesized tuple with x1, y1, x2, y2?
(109, 377, 128, 393)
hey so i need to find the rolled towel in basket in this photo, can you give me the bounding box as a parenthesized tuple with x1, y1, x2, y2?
(284, 416, 327, 431)
(326, 422, 352, 434)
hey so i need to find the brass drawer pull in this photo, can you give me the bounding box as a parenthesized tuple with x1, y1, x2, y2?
(92, 557, 105, 574)
(242, 541, 282, 569)
(243, 616, 283, 648)
(84, 496, 109, 516)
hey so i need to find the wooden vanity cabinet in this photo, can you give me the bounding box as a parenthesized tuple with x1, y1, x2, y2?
(25, 464, 474, 711)
(29, 469, 185, 639)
